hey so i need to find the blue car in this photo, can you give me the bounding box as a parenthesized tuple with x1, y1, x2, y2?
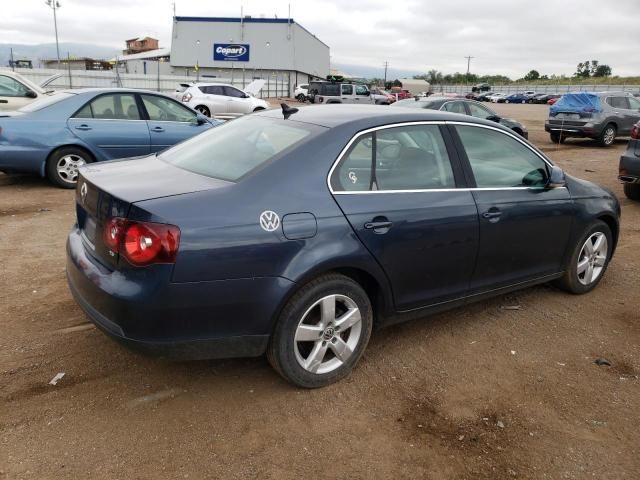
(66, 105, 620, 388)
(503, 93, 530, 104)
(0, 88, 217, 188)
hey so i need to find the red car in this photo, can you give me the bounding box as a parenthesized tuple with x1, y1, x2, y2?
(548, 97, 560, 105)
(390, 87, 413, 100)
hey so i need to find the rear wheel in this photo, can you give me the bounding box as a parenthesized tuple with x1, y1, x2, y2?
(505, 100, 510, 104)
(194, 105, 210, 117)
(296, 94, 306, 102)
(598, 123, 616, 147)
(555, 220, 612, 294)
(624, 183, 640, 201)
(267, 274, 373, 388)
(550, 132, 566, 144)
(253, 106, 266, 112)
(46, 147, 93, 189)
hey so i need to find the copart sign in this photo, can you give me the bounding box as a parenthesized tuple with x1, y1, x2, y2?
(213, 44, 250, 62)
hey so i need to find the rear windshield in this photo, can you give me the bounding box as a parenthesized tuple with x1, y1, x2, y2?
(159, 115, 318, 182)
(18, 92, 75, 112)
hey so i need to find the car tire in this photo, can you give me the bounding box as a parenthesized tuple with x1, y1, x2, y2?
(252, 107, 266, 112)
(195, 105, 210, 117)
(550, 132, 566, 144)
(46, 146, 93, 189)
(267, 273, 373, 388)
(521, 100, 526, 104)
(555, 220, 613, 294)
(598, 123, 616, 147)
(296, 94, 306, 102)
(623, 183, 640, 201)
(505, 100, 510, 104)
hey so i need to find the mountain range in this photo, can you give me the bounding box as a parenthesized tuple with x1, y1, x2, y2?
(0, 43, 422, 79)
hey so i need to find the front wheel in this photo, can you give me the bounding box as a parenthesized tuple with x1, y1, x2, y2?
(267, 274, 373, 388)
(46, 147, 93, 189)
(555, 221, 613, 294)
(623, 183, 640, 201)
(598, 124, 616, 147)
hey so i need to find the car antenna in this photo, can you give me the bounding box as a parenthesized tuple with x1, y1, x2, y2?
(281, 103, 299, 120)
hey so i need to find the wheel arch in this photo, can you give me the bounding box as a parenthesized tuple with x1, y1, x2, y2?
(268, 264, 393, 336)
(596, 213, 619, 255)
(43, 144, 96, 177)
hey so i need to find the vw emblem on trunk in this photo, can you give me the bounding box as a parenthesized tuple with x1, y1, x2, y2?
(259, 210, 280, 232)
(80, 182, 88, 203)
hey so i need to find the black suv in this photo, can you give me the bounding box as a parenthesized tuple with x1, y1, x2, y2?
(619, 121, 640, 200)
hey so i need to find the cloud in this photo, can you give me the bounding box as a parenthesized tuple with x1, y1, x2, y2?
(1, 0, 637, 78)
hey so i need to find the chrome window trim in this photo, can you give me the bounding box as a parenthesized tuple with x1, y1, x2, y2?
(326, 120, 555, 195)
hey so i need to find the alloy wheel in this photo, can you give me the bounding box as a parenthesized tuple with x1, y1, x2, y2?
(56, 154, 85, 184)
(294, 294, 362, 374)
(603, 127, 615, 145)
(577, 232, 608, 285)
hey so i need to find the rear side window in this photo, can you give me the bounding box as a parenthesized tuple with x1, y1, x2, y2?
(331, 125, 455, 192)
(159, 116, 316, 182)
(74, 94, 140, 120)
(202, 86, 225, 95)
(606, 96, 629, 109)
(456, 126, 548, 188)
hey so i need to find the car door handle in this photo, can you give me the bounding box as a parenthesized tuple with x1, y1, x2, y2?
(482, 209, 502, 220)
(364, 220, 393, 233)
(150, 126, 165, 132)
(75, 124, 92, 131)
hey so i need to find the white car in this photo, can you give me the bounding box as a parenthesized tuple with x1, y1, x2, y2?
(0, 70, 54, 111)
(488, 93, 507, 103)
(180, 80, 268, 118)
(294, 84, 309, 102)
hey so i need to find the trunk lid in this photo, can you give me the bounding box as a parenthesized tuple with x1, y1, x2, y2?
(76, 155, 231, 268)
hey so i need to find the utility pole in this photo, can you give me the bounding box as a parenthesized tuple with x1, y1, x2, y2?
(383, 61, 389, 86)
(464, 55, 474, 75)
(45, 0, 62, 70)
(10, 47, 15, 71)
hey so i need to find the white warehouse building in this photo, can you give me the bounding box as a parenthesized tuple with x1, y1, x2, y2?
(169, 16, 330, 97)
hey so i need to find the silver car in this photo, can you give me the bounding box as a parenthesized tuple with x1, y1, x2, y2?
(308, 81, 375, 105)
(545, 91, 640, 146)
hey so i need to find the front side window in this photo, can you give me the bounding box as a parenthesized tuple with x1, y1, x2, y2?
(355, 85, 369, 96)
(223, 86, 245, 98)
(341, 84, 353, 95)
(160, 116, 316, 182)
(141, 95, 196, 122)
(468, 102, 493, 119)
(0, 75, 30, 97)
(456, 125, 549, 188)
(331, 125, 455, 192)
(627, 96, 640, 110)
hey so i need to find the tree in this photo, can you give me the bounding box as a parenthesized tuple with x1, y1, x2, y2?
(593, 64, 612, 77)
(524, 69, 540, 81)
(575, 61, 591, 78)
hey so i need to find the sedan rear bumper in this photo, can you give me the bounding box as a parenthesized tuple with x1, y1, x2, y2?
(66, 227, 294, 360)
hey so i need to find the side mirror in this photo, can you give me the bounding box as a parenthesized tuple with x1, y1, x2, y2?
(547, 165, 566, 189)
(195, 113, 209, 125)
(243, 93, 251, 98)
(25, 90, 37, 99)
(486, 115, 501, 122)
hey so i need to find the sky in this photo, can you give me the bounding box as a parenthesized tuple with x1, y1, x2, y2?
(1, 0, 639, 78)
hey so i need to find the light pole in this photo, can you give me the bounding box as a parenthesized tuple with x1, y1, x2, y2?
(196, 39, 200, 82)
(45, 0, 62, 70)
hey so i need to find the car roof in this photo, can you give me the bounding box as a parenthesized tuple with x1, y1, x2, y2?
(60, 88, 171, 95)
(193, 82, 234, 87)
(255, 104, 503, 130)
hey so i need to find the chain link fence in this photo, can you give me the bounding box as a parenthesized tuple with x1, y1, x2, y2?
(2, 65, 294, 98)
(433, 83, 640, 95)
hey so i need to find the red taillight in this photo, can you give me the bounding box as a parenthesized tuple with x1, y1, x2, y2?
(182, 92, 192, 102)
(104, 217, 180, 266)
(631, 124, 640, 140)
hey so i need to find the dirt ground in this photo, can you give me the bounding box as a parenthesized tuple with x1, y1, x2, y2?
(1, 103, 638, 480)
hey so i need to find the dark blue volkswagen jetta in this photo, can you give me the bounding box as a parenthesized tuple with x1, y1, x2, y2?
(67, 105, 620, 388)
